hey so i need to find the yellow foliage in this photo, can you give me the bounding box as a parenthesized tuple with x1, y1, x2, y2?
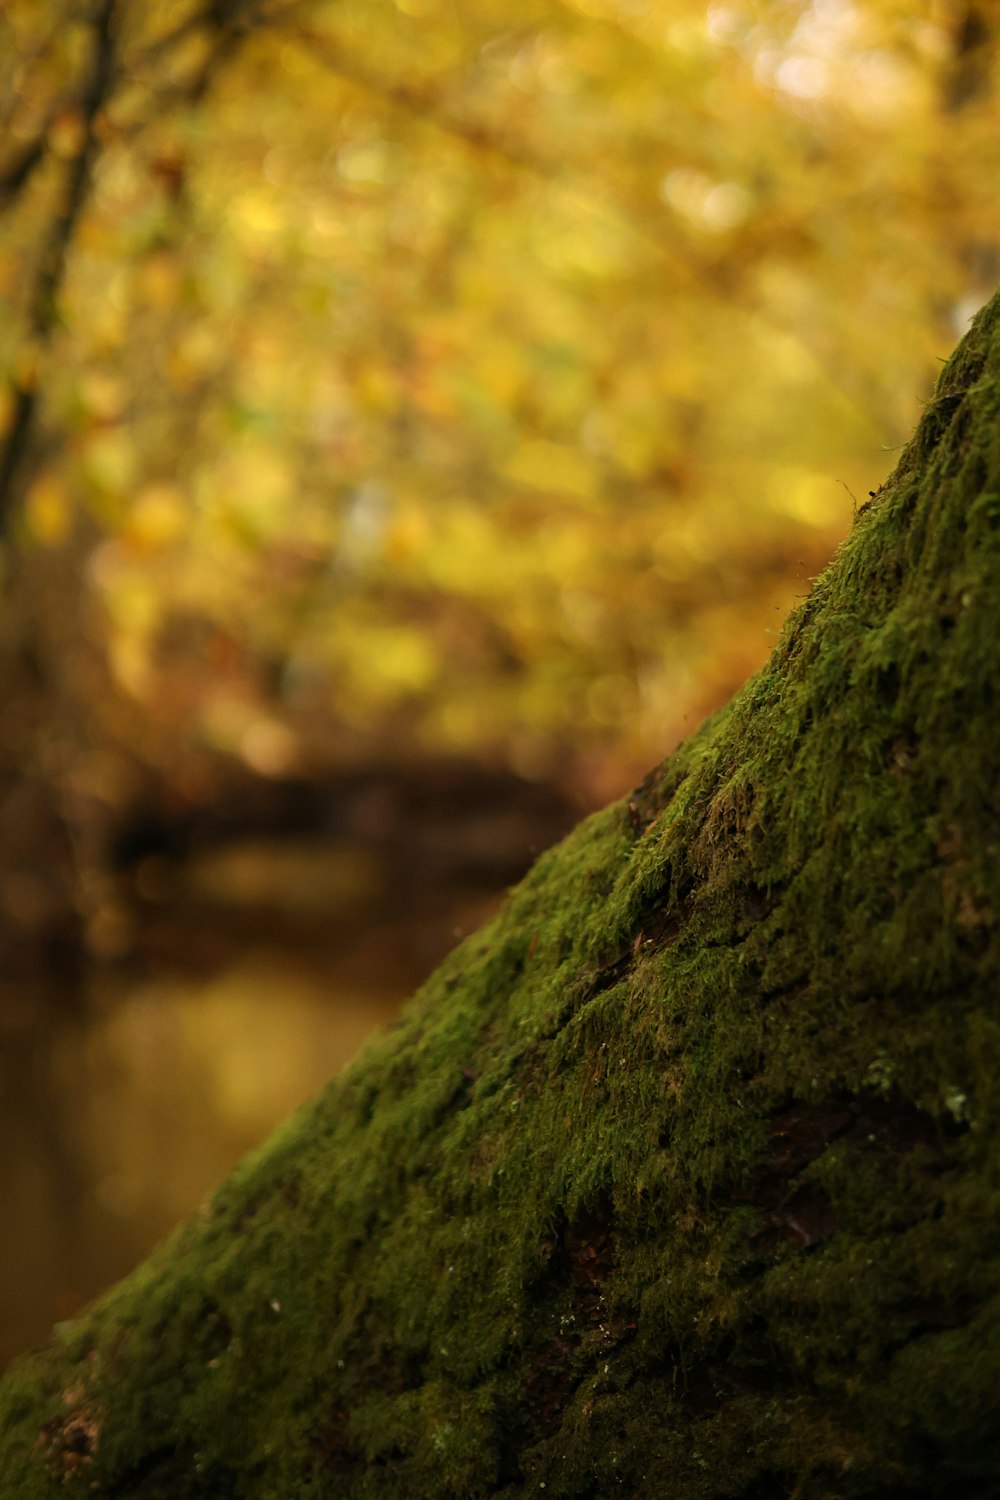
(108, 630, 153, 700)
(166, 326, 225, 389)
(232, 190, 285, 247)
(2, 0, 997, 786)
(122, 483, 189, 552)
(137, 252, 183, 310)
(24, 474, 72, 547)
(351, 624, 439, 698)
(48, 109, 86, 160)
(239, 718, 299, 777)
(82, 431, 137, 502)
(502, 440, 601, 504)
(78, 371, 126, 422)
(384, 501, 432, 563)
(766, 468, 844, 528)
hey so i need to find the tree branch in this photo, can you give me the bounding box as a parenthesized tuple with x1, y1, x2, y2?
(0, 0, 119, 532)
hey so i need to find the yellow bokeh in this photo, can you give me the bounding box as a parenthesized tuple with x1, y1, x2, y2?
(24, 473, 72, 547)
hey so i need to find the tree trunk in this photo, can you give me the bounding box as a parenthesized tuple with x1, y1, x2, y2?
(3, 296, 1000, 1499)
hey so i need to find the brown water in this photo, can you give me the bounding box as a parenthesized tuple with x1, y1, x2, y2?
(0, 763, 577, 1368)
(0, 952, 406, 1367)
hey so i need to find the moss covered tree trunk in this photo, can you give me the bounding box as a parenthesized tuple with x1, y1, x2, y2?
(4, 297, 1000, 1499)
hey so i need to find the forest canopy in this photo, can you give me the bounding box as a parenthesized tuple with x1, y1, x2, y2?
(1, 0, 998, 815)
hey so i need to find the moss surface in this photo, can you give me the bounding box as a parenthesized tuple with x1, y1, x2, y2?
(4, 297, 1000, 1497)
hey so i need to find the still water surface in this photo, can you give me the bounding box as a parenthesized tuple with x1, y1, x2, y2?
(1, 952, 407, 1367)
(0, 778, 564, 1367)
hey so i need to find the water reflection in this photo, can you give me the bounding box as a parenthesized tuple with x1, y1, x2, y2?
(0, 759, 578, 1368)
(0, 956, 401, 1368)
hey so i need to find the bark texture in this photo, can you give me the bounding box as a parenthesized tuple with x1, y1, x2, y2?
(3, 296, 1000, 1498)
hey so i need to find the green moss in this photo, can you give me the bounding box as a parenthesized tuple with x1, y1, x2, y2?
(4, 295, 1000, 1496)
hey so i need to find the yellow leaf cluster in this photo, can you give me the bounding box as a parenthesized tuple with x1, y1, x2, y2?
(2, 0, 997, 788)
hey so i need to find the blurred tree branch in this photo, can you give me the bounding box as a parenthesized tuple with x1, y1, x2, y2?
(0, 119, 57, 210)
(285, 16, 884, 442)
(0, 0, 119, 531)
(286, 22, 552, 177)
(0, 0, 309, 535)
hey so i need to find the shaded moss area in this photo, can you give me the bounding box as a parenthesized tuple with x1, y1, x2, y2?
(4, 296, 1000, 1497)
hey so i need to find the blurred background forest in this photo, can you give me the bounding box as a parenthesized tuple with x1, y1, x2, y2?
(1, 0, 998, 1365)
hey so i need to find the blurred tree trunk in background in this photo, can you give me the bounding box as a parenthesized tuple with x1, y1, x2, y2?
(0, 1, 292, 983)
(0, 0, 595, 994)
(2, 290, 999, 1498)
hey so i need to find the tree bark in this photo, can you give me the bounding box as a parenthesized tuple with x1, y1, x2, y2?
(3, 295, 1000, 1498)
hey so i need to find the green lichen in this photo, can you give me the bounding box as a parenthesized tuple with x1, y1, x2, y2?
(4, 295, 1000, 1497)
